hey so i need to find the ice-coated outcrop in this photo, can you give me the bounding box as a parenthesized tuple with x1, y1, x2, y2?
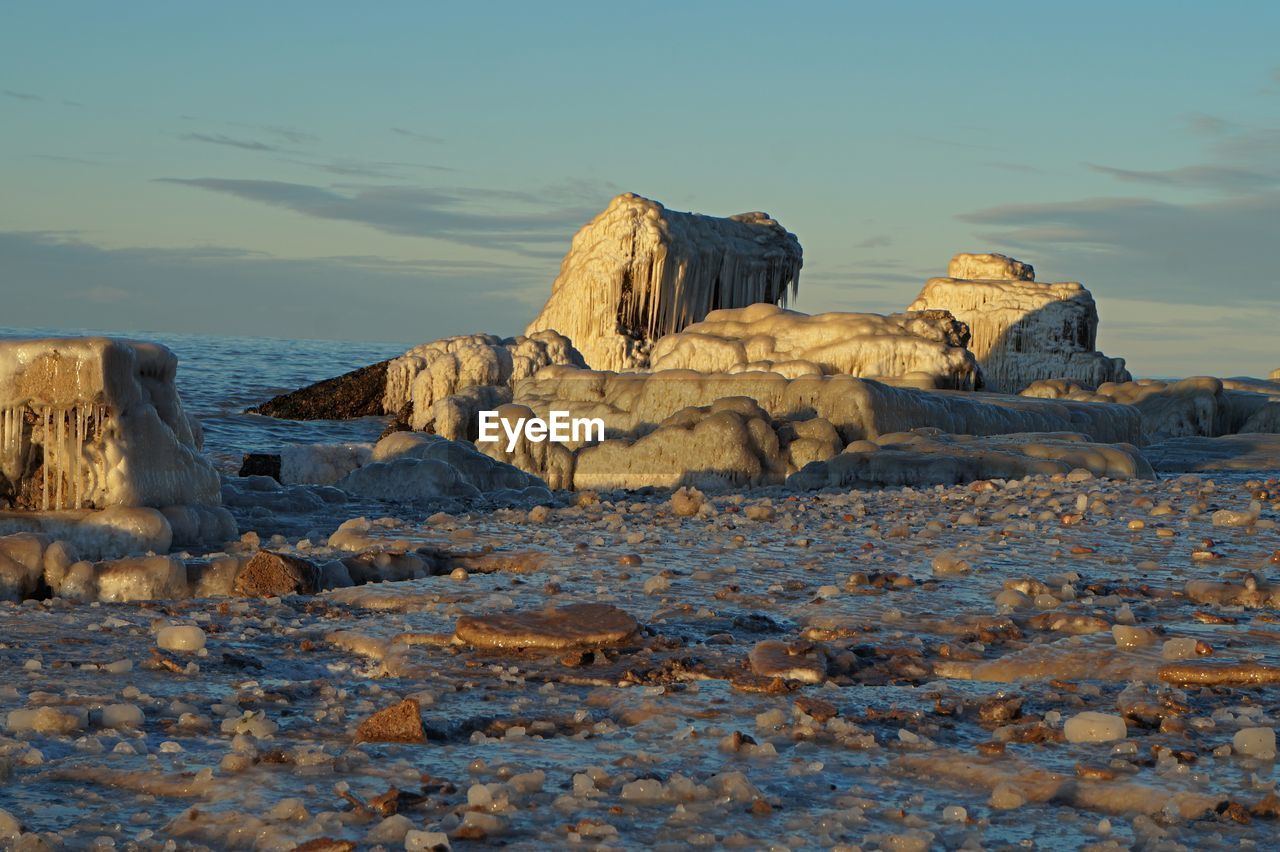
(1272, 368, 1280, 381)
(0, 338, 235, 557)
(1143, 434, 1280, 472)
(334, 431, 550, 504)
(478, 369, 1144, 489)
(382, 330, 584, 435)
(787, 429, 1152, 491)
(646, 303, 980, 389)
(0, 338, 221, 510)
(525, 193, 803, 371)
(1022, 376, 1280, 442)
(907, 253, 1129, 394)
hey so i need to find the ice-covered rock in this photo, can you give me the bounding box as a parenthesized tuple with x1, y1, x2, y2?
(1144, 434, 1280, 472)
(335, 431, 548, 503)
(0, 338, 235, 556)
(1271, 368, 1280, 381)
(454, 603, 640, 650)
(383, 331, 584, 435)
(525, 193, 803, 370)
(279, 443, 373, 485)
(787, 429, 1152, 491)
(647, 303, 979, 389)
(0, 337, 222, 510)
(233, 550, 319, 597)
(1025, 376, 1279, 442)
(908, 254, 1129, 393)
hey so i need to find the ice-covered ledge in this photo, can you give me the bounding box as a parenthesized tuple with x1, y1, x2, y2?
(0, 337, 234, 555)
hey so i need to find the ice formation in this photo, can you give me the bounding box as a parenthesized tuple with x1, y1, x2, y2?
(525, 193, 803, 370)
(907, 254, 1129, 393)
(0, 338, 234, 556)
(1143, 434, 1280, 472)
(646, 303, 980, 389)
(480, 370, 1143, 490)
(382, 330, 584, 435)
(786, 429, 1153, 491)
(0, 338, 222, 510)
(1023, 376, 1280, 442)
(334, 432, 550, 503)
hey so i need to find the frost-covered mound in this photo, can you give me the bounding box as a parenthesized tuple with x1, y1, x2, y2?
(335, 432, 550, 504)
(1022, 376, 1280, 442)
(0, 338, 235, 557)
(787, 429, 1153, 490)
(383, 330, 583, 436)
(479, 371, 1143, 490)
(907, 253, 1129, 394)
(1143, 434, 1280, 472)
(646, 303, 980, 389)
(525, 192, 803, 371)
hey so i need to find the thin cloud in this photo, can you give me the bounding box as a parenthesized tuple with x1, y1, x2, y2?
(155, 177, 611, 256)
(1086, 162, 1278, 193)
(230, 122, 318, 145)
(3, 89, 41, 101)
(284, 158, 456, 178)
(179, 132, 282, 152)
(392, 127, 444, 144)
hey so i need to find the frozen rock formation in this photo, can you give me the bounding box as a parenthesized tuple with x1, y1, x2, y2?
(1023, 376, 1280, 442)
(1143, 434, 1280, 472)
(0, 338, 234, 556)
(251, 332, 584, 436)
(0, 338, 222, 510)
(382, 331, 583, 435)
(647, 303, 980, 389)
(1272, 368, 1280, 381)
(787, 429, 1153, 491)
(334, 431, 550, 504)
(525, 193, 802, 370)
(907, 254, 1129, 393)
(480, 370, 1143, 490)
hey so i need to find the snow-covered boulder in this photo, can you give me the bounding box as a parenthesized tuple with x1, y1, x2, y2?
(525, 193, 803, 371)
(907, 254, 1129, 393)
(647, 303, 980, 389)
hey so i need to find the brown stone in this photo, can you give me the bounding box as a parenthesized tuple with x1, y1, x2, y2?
(234, 550, 319, 598)
(794, 696, 839, 722)
(354, 698, 425, 744)
(454, 603, 640, 651)
(292, 840, 356, 852)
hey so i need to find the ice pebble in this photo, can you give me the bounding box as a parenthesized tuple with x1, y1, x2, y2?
(0, 808, 20, 840)
(1233, 727, 1277, 759)
(406, 830, 452, 851)
(1112, 625, 1156, 649)
(1064, 712, 1127, 743)
(157, 625, 206, 652)
(100, 704, 144, 729)
(1161, 637, 1199, 660)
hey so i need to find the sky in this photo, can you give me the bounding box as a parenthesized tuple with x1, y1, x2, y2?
(2, 1, 1278, 377)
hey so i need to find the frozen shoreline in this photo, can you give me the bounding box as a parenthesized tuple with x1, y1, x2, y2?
(2, 471, 1279, 848)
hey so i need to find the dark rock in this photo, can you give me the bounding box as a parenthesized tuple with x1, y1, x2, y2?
(234, 550, 319, 597)
(239, 453, 282, 480)
(250, 360, 389, 421)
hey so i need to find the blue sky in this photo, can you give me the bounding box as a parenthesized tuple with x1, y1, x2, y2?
(3, 1, 1278, 376)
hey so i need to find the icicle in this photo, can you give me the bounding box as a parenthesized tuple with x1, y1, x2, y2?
(41, 407, 50, 511)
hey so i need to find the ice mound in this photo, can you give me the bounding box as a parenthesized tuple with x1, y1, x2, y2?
(525, 192, 802, 370)
(1144, 434, 1280, 472)
(646, 303, 980, 389)
(507, 369, 1142, 446)
(0, 337, 222, 509)
(0, 338, 234, 556)
(1024, 376, 1280, 442)
(787, 429, 1153, 490)
(335, 432, 550, 503)
(382, 330, 584, 435)
(908, 254, 1129, 394)
(454, 603, 640, 650)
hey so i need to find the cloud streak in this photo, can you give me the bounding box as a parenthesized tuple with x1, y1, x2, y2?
(179, 132, 283, 152)
(156, 177, 613, 256)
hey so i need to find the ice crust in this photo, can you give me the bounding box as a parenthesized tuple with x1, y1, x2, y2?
(647, 303, 980, 390)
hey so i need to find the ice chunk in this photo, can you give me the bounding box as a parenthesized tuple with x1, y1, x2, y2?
(1064, 712, 1128, 743)
(1233, 727, 1276, 759)
(156, 624, 206, 652)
